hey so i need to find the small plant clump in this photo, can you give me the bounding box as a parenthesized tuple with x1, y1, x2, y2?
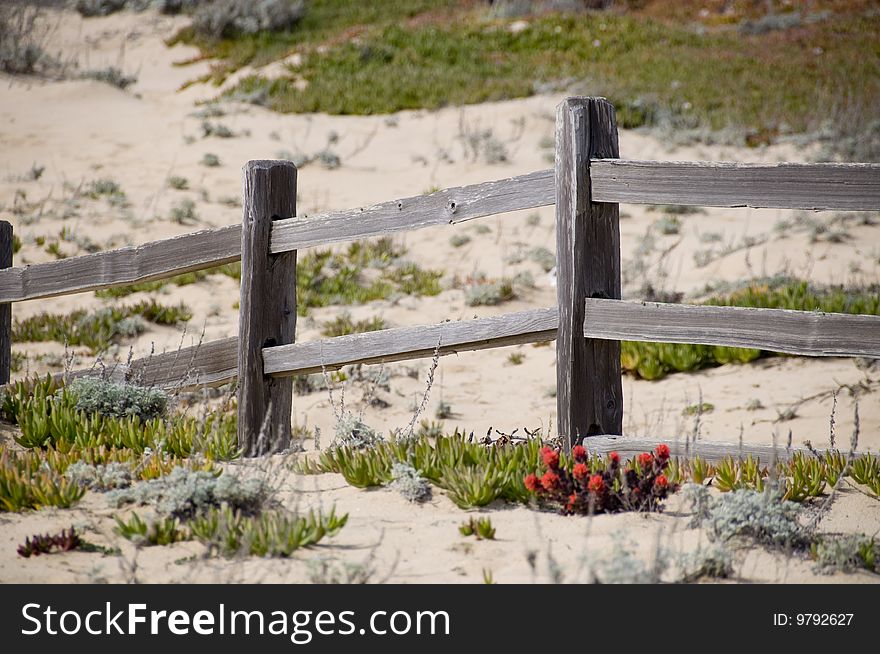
(114, 512, 189, 547)
(811, 535, 878, 575)
(189, 505, 346, 558)
(459, 516, 495, 540)
(65, 461, 132, 491)
(464, 278, 515, 306)
(17, 527, 83, 558)
(388, 462, 431, 503)
(524, 444, 677, 515)
(0, 448, 86, 512)
(685, 485, 808, 548)
(319, 312, 387, 337)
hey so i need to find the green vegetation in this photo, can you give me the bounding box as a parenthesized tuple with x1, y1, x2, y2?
(95, 263, 240, 298)
(671, 451, 880, 503)
(189, 505, 347, 557)
(174, 3, 880, 151)
(320, 312, 387, 337)
(114, 513, 189, 547)
(0, 448, 85, 512)
(2, 375, 239, 461)
(459, 516, 496, 540)
(623, 280, 880, 380)
(12, 300, 192, 353)
(297, 238, 441, 315)
(297, 431, 544, 508)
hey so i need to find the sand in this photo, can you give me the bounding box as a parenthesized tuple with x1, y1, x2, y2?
(0, 7, 878, 584)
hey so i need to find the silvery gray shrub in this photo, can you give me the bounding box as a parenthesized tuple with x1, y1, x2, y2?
(65, 377, 168, 421)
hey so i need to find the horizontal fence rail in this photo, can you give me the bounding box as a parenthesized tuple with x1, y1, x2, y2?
(269, 169, 555, 254)
(585, 436, 822, 463)
(590, 160, 880, 211)
(583, 298, 880, 358)
(0, 225, 242, 303)
(3, 160, 877, 304)
(264, 308, 558, 377)
(0, 171, 556, 304)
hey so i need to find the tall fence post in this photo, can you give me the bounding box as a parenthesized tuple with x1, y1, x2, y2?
(0, 221, 12, 385)
(238, 160, 298, 455)
(555, 97, 622, 449)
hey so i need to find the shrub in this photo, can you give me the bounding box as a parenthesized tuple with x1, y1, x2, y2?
(389, 462, 431, 503)
(464, 279, 515, 306)
(80, 67, 137, 90)
(527, 246, 556, 272)
(65, 461, 132, 491)
(689, 486, 808, 548)
(201, 153, 221, 167)
(108, 467, 273, 518)
(189, 505, 347, 558)
(449, 234, 471, 248)
(170, 198, 199, 225)
(812, 535, 878, 574)
(66, 377, 169, 421)
(0, 4, 57, 76)
(191, 0, 306, 40)
(524, 444, 676, 515)
(168, 175, 189, 190)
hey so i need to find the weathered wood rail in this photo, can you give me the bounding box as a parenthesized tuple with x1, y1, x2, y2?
(1, 97, 878, 455)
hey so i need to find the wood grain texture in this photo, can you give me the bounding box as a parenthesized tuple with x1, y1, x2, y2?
(128, 336, 238, 390)
(583, 298, 880, 358)
(0, 224, 241, 303)
(0, 222, 13, 384)
(591, 159, 880, 211)
(263, 308, 558, 377)
(555, 97, 622, 449)
(238, 161, 297, 454)
(269, 169, 555, 254)
(585, 436, 820, 463)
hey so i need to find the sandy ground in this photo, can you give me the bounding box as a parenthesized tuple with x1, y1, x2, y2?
(0, 7, 878, 583)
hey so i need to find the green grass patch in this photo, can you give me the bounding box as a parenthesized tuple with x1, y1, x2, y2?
(296, 238, 441, 315)
(319, 312, 387, 337)
(195, 7, 879, 141)
(13, 300, 192, 353)
(1, 375, 240, 462)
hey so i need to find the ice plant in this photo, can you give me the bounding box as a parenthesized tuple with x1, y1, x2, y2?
(523, 444, 677, 515)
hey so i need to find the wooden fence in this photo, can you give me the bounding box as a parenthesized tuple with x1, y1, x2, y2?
(1, 97, 879, 455)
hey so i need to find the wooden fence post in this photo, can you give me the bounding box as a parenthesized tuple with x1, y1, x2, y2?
(238, 160, 298, 455)
(0, 221, 12, 385)
(555, 97, 622, 449)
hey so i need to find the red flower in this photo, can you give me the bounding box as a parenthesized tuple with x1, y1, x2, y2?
(587, 474, 605, 494)
(541, 471, 560, 491)
(609, 451, 620, 467)
(572, 462, 589, 480)
(655, 474, 668, 489)
(524, 473, 541, 492)
(567, 493, 578, 511)
(654, 444, 671, 460)
(638, 452, 653, 470)
(571, 445, 587, 462)
(541, 447, 560, 469)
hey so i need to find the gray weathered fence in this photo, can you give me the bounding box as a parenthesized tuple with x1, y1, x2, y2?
(1, 97, 879, 455)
